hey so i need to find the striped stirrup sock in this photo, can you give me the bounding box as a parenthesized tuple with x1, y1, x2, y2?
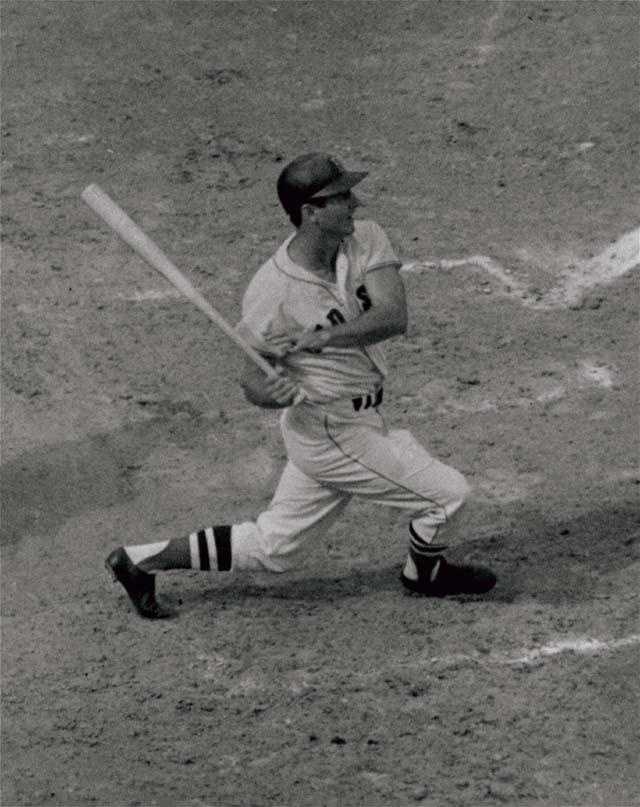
(409, 522, 448, 559)
(406, 522, 448, 582)
(189, 526, 232, 572)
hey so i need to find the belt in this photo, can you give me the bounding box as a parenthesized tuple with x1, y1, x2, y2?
(352, 387, 383, 412)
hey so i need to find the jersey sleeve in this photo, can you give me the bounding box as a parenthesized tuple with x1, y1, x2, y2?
(236, 263, 294, 355)
(361, 220, 402, 274)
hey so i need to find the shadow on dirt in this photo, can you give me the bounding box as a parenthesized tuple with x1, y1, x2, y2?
(3, 411, 637, 613)
(0, 401, 213, 546)
(206, 565, 403, 602)
(166, 504, 638, 612)
(450, 505, 639, 605)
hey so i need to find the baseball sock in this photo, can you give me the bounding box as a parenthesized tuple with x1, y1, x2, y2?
(403, 522, 448, 582)
(124, 526, 232, 573)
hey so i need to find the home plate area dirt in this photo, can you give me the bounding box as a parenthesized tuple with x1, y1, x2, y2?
(2, 2, 639, 806)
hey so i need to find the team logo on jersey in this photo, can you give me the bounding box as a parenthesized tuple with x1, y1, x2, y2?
(356, 284, 372, 311)
(306, 283, 373, 351)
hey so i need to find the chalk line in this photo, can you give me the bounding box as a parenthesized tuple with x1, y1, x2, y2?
(506, 635, 640, 666)
(420, 634, 640, 671)
(120, 230, 638, 311)
(546, 227, 640, 308)
(194, 634, 640, 695)
(402, 227, 640, 310)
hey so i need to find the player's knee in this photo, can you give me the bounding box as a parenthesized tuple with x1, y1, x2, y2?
(446, 470, 472, 514)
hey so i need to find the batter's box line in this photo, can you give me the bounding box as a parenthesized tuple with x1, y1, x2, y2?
(411, 633, 640, 672)
(401, 227, 640, 310)
(266, 634, 640, 695)
(402, 254, 535, 304)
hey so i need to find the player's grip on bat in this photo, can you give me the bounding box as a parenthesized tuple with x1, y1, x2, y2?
(264, 367, 300, 406)
(287, 328, 331, 354)
(241, 356, 302, 409)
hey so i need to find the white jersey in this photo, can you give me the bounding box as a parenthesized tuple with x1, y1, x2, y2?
(237, 220, 401, 405)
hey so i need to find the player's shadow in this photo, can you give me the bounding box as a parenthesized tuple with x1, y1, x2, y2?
(202, 563, 402, 603)
(458, 503, 639, 605)
(174, 501, 638, 612)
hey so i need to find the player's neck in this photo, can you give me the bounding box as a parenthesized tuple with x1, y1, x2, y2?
(288, 228, 340, 280)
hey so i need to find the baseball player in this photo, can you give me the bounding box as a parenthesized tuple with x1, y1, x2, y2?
(106, 153, 496, 618)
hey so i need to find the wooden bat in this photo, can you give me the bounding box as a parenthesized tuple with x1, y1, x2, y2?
(80, 183, 279, 379)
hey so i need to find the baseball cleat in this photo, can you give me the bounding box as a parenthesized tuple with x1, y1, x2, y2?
(105, 547, 175, 619)
(401, 557, 497, 597)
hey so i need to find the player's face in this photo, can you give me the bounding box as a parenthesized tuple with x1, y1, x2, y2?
(313, 190, 361, 237)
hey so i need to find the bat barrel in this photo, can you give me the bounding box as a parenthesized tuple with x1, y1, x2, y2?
(81, 184, 278, 379)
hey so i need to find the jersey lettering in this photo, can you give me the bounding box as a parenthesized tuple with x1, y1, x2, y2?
(356, 284, 372, 312)
(327, 308, 346, 326)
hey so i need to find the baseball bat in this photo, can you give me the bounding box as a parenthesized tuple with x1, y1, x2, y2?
(80, 183, 279, 379)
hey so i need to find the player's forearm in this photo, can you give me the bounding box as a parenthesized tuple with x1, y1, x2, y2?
(324, 307, 407, 348)
(242, 382, 289, 409)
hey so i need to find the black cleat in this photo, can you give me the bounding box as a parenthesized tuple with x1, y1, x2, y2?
(401, 557, 497, 597)
(105, 547, 175, 619)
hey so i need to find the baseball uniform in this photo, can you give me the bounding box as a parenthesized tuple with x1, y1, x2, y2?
(191, 219, 470, 573)
(106, 154, 495, 620)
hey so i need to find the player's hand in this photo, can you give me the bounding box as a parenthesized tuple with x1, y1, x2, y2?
(288, 328, 331, 354)
(262, 334, 299, 358)
(241, 358, 302, 408)
(263, 368, 300, 406)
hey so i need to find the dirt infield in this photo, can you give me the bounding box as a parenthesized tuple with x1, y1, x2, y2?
(2, 2, 639, 805)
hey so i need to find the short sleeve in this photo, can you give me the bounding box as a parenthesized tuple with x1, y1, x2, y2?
(361, 220, 401, 274)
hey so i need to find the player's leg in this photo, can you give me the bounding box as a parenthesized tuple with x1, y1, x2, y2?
(367, 429, 495, 595)
(381, 433, 495, 596)
(296, 420, 495, 596)
(106, 461, 350, 618)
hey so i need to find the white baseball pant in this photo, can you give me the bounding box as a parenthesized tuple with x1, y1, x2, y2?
(228, 406, 470, 572)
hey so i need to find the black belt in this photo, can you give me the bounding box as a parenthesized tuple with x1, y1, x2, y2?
(352, 388, 383, 412)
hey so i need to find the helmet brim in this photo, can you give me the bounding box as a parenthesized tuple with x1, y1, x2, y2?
(308, 170, 368, 200)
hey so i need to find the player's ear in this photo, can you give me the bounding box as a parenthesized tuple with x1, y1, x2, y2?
(300, 202, 319, 225)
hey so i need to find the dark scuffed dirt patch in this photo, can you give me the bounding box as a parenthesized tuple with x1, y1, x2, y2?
(2, 2, 639, 806)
